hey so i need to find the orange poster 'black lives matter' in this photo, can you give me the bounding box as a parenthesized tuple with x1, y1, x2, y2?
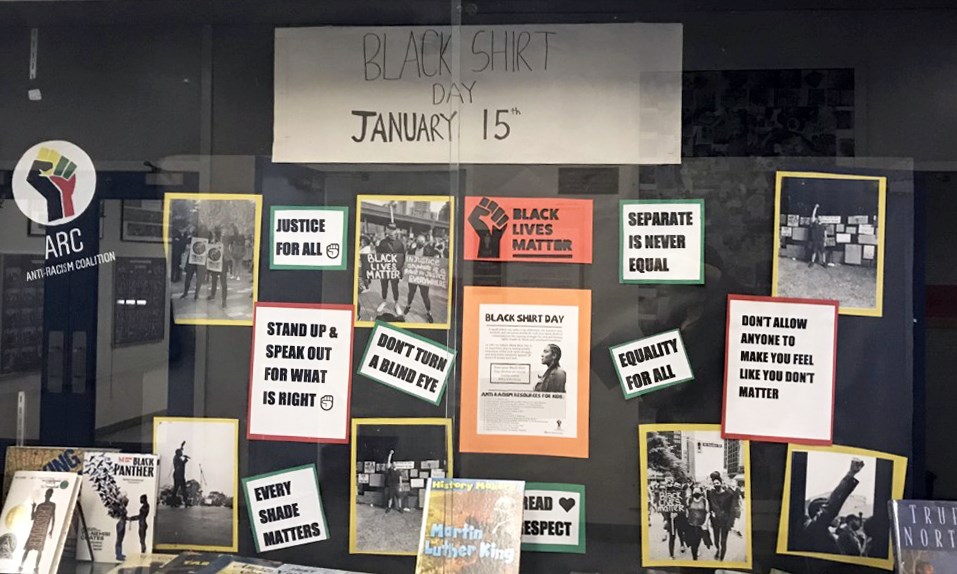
(464, 197, 593, 264)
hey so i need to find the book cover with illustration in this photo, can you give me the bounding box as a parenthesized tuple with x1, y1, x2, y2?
(890, 500, 957, 574)
(78, 452, 159, 563)
(414, 478, 525, 574)
(2, 448, 88, 499)
(0, 470, 81, 574)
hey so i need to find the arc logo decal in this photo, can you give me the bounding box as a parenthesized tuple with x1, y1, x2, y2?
(13, 141, 96, 226)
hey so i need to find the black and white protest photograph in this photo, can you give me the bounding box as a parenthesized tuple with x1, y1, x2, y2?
(152, 417, 239, 551)
(773, 172, 886, 316)
(780, 445, 904, 566)
(350, 418, 451, 555)
(640, 425, 752, 569)
(164, 193, 262, 326)
(354, 195, 453, 330)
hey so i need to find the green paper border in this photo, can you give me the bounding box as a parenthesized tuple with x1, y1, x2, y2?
(241, 464, 330, 553)
(521, 482, 586, 554)
(356, 321, 457, 406)
(608, 328, 695, 399)
(269, 205, 349, 270)
(619, 199, 705, 284)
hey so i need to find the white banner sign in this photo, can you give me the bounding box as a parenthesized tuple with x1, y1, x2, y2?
(248, 303, 354, 443)
(274, 24, 682, 164)
(723, 295, 838, 445)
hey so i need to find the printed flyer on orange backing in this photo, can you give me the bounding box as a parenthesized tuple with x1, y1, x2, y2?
(460, 286, 591, 458)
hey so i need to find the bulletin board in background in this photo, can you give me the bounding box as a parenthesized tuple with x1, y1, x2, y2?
(112, 257, 166, 347)
(236, 155, 914, 574)
(0, 254, 44, 375)
(121, 200, 165, 243)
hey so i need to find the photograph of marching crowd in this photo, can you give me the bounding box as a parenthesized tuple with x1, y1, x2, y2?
(353, 196, 453, 330)
(641, 425, 751, 568)
(164, 194, 262, 326)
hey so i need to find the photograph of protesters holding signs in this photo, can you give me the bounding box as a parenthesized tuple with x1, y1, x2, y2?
(353, 196, 453, 330)
(164, 193, 262, 326)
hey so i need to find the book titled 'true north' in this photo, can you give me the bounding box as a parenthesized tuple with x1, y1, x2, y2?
(890, 499, 957, 574)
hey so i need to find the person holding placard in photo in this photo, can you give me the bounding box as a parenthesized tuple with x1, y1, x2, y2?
(375, 223, 405, 317)
(165, 193, 262, 326)
(403, 234, 437, 324)
(205, 227, 228, 309)
(180, 225, 208, 301)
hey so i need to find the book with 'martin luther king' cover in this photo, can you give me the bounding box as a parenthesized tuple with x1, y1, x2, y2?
(0, 470, 81, 574)
(78, 452, 159, 563)
(414, 478, 525, 574)
(890, 500, 957, 574)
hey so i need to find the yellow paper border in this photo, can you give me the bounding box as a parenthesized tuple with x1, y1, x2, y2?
(776, 443, 907, 570)
(348, 417, 453, 556)
(163, 192, 263, 326)
(772, 171, 887, 317)
(352, 194, 455, 330)
(638, 423, 753, 569)
(151, 416, 240, 552)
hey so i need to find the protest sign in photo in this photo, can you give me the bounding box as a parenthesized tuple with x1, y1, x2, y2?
(164, 193, 262, 326)
(353, 196, 453, 329)
(639, 424, 752, 569)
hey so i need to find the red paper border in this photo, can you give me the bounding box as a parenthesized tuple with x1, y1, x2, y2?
(721, 294, 839, 446)
(247, 301, 355, 444)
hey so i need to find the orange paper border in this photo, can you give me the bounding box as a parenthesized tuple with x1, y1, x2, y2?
(460, 286, 591, 458)
(463, 197, 593, 264)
